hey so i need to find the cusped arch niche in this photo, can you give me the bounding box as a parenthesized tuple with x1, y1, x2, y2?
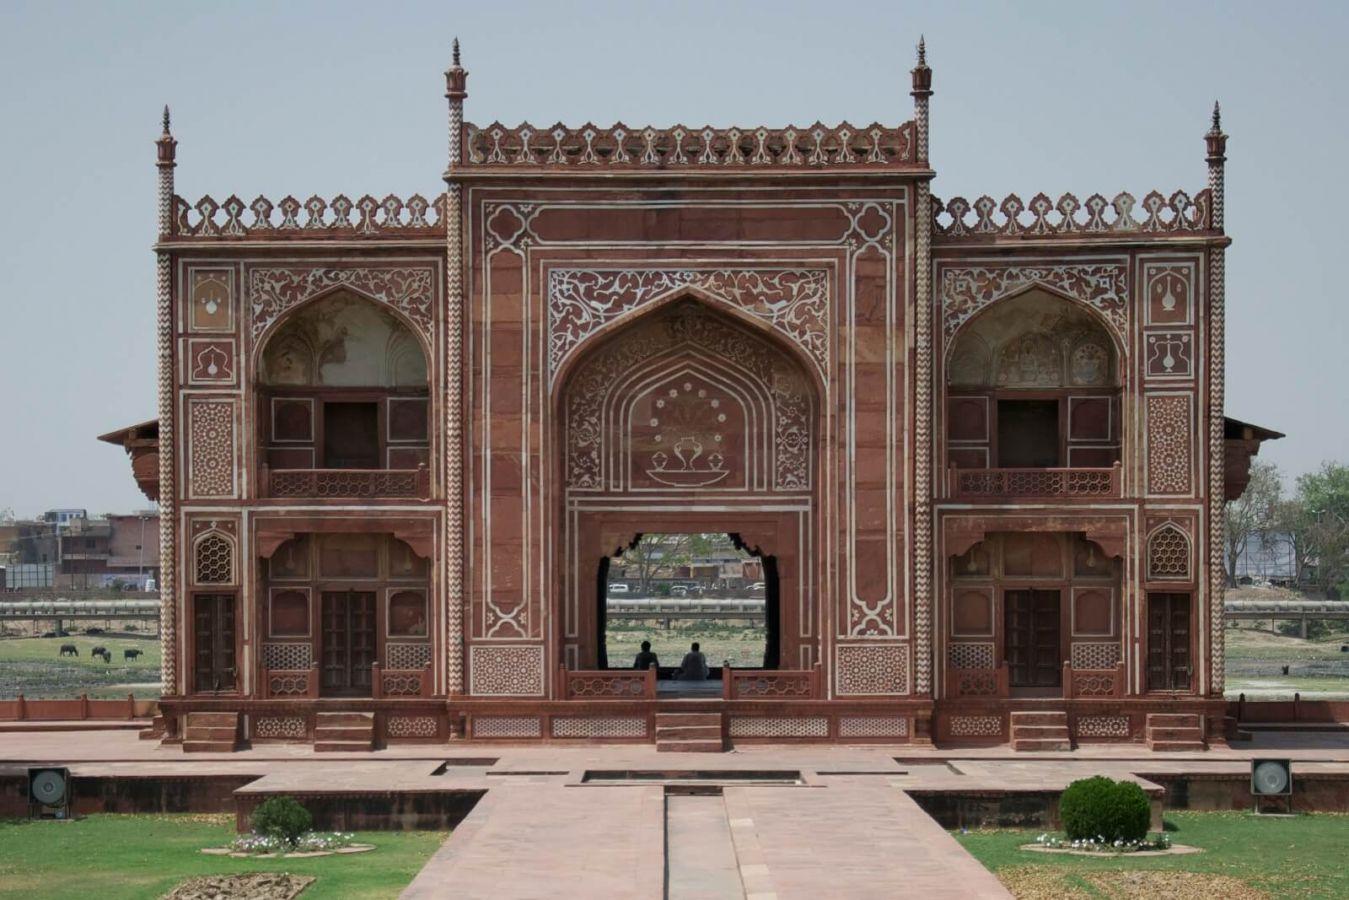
(947, 288, 1119, 390)
(258, 290, 428, 388)
(562, 299, 816, 494)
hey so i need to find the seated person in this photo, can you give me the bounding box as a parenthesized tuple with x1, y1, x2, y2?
(676, 642, 709, 681)
(633, 640, 659, 671)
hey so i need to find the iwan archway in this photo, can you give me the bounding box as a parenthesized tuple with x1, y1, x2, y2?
(554, 299, 821, 675)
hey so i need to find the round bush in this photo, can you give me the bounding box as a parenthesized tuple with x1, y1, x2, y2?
(1059, 776, 1151, 842)
(251, 795, 313, 845)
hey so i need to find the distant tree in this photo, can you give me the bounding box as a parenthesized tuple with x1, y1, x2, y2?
(1294, 462, 1349, 598)
(616, 533, 725, 593)
(1272, 498, 1315, 587)
(1225, 460, 1281, 586)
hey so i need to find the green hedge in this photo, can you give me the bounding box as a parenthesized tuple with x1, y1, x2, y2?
(1059, 776, 1151, 842)
(251, 796, 313, 845)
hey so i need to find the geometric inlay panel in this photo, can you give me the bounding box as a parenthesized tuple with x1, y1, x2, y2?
(1071, 641, 1121, 670)
(187, 399, 236, 498)
(254, 716, 306, 740)
(1075, 715, 1130, 738)
(838, 716, 910, 739)
(835, 644, 909, 696)
(387, 716, 440, 739)
(386, 642, 433, 670)
(728, 717, 829, 738)
(262, 642, 312, 670)
(1145, 393, 1193, 495)
(948, 715, 1003, 737)
(469, 645, 545, 696)
(473, 716, 543, 738)
(551, 717, 647, 739)
(948, 643, 995, 670)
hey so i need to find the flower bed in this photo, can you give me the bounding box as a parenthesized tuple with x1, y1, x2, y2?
(201, 831, 374, 858)
(1022, 832, 1200, 857)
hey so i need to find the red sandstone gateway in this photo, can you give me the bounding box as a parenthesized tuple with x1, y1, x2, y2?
(102, 41, 1278, 752)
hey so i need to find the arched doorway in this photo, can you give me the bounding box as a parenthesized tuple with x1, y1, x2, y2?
(555, 299, 820, 675)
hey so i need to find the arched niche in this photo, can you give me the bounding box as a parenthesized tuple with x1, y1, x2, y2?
(945, 288, 1121, 471)
(255, 291, 431, 482)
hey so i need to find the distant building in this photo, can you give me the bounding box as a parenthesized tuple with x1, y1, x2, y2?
(0, 511, 159, 590)
(1229, 532, 1299, 585)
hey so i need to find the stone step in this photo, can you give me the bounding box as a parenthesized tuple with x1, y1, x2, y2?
(1148, 739, 1206, 752)
(315, 712, 375, 727)
(655, 724, 722, 741)
(185, 712, 239, 728)
(184, 725, 238, 742)
(182, 740, 237, 753)
(1146, 726, 1204, 743)
(314, 739, 374, 752)
(1012, 724, 1069, 739)
(1147, 713, 1201, 728)
(1009, 711, 1068, 727)
(1011, 737, 1072, 752)
(657, 738, 726, 753)
(655, 713, 721, 727)
(313, 725, 375, 742)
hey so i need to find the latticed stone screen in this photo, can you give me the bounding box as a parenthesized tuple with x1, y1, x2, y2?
(194, 533, 233, 584)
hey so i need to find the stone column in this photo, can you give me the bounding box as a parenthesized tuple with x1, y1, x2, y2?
(1205, 103, 1228, 696)
(910, 40, 935, 696)
(443, 42, 468, 696)
(155, 108, 178, 695)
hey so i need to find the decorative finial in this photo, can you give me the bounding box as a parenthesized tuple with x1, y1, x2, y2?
(1211, 100, 1221, 133)
(452, 37, 460, 67)
(161, 105, 171, 135)
(918, 35, 926, 66)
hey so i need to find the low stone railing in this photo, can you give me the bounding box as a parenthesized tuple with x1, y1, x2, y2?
(171, 193, 446, 238)
(723, 666, 820, 700)
(260, 664, 319, 699)
(263, 466, 429, 499)
(933, 189, 1213, 239)
(560, 666, 657, 699)
(949, 465, 1120, 499)
(1064, 662, 1126, 699)
(372, 663, 433, 699)
(463, 121, 917, 169)
(948, 664, 1009, 699)
(0, 693, 154, 721)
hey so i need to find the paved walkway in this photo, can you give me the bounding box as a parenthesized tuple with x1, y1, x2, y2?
(4, 731, 1348, 898)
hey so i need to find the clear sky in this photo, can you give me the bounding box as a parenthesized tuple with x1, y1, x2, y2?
(0, 0, 1344, 516)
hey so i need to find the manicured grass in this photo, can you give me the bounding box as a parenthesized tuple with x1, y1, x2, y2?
(955, 811, 1349, 899)
(0, 814, 446, 899)
(0, 634, 160, 699)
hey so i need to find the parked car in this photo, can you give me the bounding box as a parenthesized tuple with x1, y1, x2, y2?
(609, 583, 630, 594)
(671, 585, 689, 596)
(749, 581, 766, 592)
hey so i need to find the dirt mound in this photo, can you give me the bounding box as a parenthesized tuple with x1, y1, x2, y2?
(162, 873, 314, 899)
(999, 867, 1265, 900)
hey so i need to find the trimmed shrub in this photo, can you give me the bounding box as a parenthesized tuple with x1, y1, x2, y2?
(251, 796, 313, 846)
(1059, 776, 1151, 842)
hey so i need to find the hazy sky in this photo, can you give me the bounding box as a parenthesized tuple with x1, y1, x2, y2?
(1, 0, 1345, 516)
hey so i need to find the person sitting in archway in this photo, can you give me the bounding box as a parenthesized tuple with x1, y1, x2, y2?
(633, 640, 659, 672)
(677, 642, 709, 681)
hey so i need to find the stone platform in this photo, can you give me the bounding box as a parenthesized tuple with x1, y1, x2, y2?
(2, 731, 1347, 898)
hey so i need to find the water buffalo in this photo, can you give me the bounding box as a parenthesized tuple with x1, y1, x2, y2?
(59, 643, 78, 657)
(123, 648, 143, 661)
(90, 646, 111, 663)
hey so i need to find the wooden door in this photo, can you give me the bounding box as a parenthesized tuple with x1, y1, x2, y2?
(320, 591, 377, 694)
(1147, 592, 1192, 691)
(192, 593, 236, 693)
(1004, 589, 1061, 687)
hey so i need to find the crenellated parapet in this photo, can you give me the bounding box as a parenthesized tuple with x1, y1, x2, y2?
(168, 192, 448, 238)
(933, 189, 1215, 240)
(460, 121, 918, 170)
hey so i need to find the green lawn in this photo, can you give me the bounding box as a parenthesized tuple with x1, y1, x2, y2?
(955, 812, 1349, 899)
(0, 634, 161, 698)
(0, 814, 445, 899)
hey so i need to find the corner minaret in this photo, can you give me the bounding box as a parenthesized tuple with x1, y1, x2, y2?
(154, 106, 178, 695)
(911, 37, 936, 700)
(910, 36, 933, 163)
(1205, 101, 1227, 231)
(443, 40, 468, 697)
(1206, 100, 1229, 697)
